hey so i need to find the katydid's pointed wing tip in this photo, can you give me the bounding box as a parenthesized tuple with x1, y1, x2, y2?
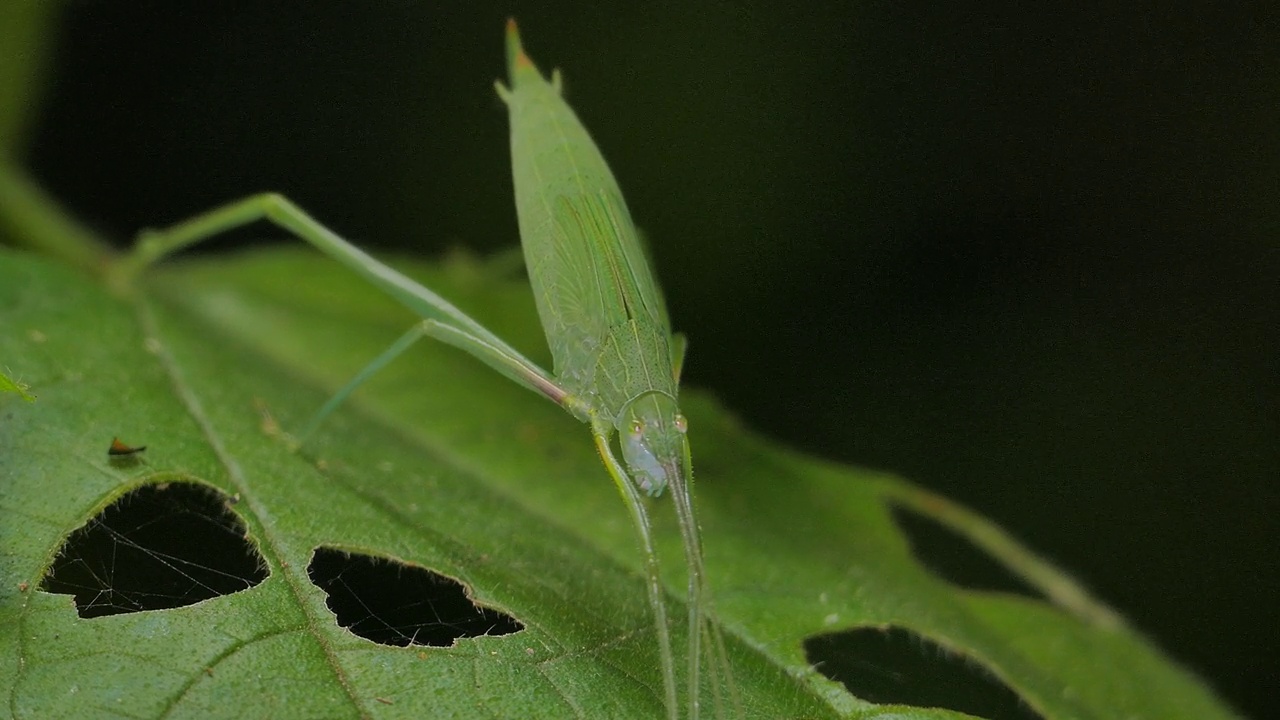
(499, 17, 550, 90)
(495, 20, 525, 103)
(504, 17, 521, 61)
(505, 19, 532, 74)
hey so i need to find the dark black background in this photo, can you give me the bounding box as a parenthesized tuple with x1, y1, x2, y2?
(17, 3, 1276, 717)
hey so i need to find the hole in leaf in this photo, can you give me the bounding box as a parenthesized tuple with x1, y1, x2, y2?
(40, 482, 267, 618)
(892, 504, 1045, 599)
(307, 547, 523, 647)
(805, 625, 1044, 720)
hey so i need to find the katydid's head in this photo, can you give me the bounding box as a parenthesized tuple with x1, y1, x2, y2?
(617, 391, 689, 497)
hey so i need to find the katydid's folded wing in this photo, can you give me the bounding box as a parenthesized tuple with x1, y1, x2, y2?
(500, 27, 672, 398)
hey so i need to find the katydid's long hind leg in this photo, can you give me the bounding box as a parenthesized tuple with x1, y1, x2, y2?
(298, 323, 433, 443)
(593, 430, 679, 720)
(420, 320, 568, 407)
(124, 193, 550, 383)
(125, 193, 470, 327)
(301, 318, 570, 442)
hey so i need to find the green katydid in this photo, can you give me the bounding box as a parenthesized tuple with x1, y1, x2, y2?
(120, 19, 732, 720)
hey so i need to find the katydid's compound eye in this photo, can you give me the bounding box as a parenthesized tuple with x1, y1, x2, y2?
(630, 419, 644, 435)
(674, 414, 688, 433)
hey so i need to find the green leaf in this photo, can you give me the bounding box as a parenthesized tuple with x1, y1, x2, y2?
(0, 245, 1238, 719)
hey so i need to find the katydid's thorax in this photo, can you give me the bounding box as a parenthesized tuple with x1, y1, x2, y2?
(588, 319, 677, 412)
(556, 317, 678, 420)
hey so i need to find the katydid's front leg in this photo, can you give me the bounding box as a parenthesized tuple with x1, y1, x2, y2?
(593, 426, 680, 720)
